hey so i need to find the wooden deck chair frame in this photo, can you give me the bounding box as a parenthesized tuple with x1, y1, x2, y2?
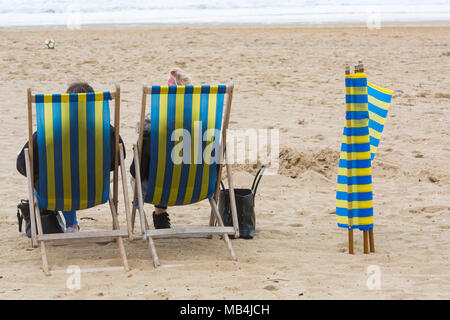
(25, 85, 132, 274)
(130, 83, 239, 267)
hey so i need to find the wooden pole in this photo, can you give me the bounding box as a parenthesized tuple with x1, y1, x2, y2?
(25, 149, 37, 248)
(354, 63, 371, 254)
(361, 59, 374, 253)
(27, 91, 49, 273)
(117, 236, 130, 271)
(363, 230, 369, 254)
(210, 83, 234, 227)
(109, 88, 130, 271)
(133, 143, 160, 267)
(119, 143, 133, 241)
(348, 229, 354, 254)
(223, 84, 239, 238)
(209, 198, 237, 261)
(133, 145, 148, 239)
(138, 86, 147, 159)
(113, 85, 120, 213)
(344, 67, 354, 254)
(369, 229, 375, 252)
(27, 89, 34, 185)
(108, 193, 129, 271)
(345, 65, 350, 75)
(40, 241, 49, 275)
(226, 162, 239, 238)
(26, 89, 38, 248)
(131, 85, 148, 232)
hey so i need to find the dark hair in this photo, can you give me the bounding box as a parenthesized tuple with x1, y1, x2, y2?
(66, 82, 94, 93)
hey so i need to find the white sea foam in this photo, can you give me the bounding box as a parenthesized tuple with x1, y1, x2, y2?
(0, 0, 449, 27)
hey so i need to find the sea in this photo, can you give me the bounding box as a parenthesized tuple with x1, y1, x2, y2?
(0, 0, 449, 28)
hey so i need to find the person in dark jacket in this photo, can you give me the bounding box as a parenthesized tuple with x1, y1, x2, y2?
(16, 82, 126, 232)
(130, 68, 193, 229)
(130, 113, 171, 229)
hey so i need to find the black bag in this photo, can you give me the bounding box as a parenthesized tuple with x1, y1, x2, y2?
(17, 199, 65, 238)
(218, 165, 265, 239)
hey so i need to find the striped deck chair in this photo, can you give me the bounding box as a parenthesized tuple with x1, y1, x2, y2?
(336, 63, 393, 254)
(25, 86, 132, 274)
(132, 84, 239, 267)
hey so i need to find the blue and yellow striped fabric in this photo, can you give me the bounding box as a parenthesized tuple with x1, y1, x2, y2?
(35, 92, 112, 211)
(337, 74, 374, 231)
(368, 83, 393, 160)
(144, 85, 225, 207)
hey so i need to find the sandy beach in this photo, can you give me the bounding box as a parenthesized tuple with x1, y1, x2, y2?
(0, 24, 449, 299)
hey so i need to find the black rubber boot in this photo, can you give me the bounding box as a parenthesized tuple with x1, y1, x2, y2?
(152, 211, 171, 229)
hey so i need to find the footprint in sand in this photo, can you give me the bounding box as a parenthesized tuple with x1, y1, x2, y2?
(314, 134, 325, 141)
(264, 285, 278, 291)
(412, 151, 424, 158)
(435, 93, 450, 99)
(289, 223, 303, 227)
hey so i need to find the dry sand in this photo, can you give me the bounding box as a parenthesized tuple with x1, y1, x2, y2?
(0, 25, 449, 299)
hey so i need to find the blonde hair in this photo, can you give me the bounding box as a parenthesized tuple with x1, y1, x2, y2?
(170, 68, 193, 85)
